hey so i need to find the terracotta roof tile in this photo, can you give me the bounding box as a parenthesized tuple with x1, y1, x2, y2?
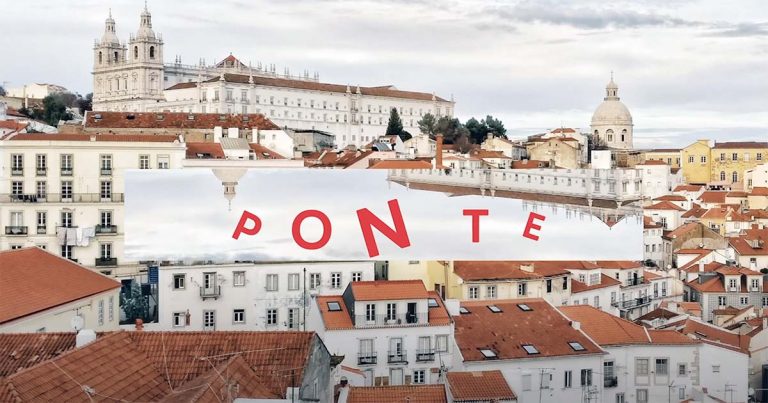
(346, 385, 447, 403)
(454, 299, 603, 361)
(698, 191, 728, 204)
(452, 261, 544, 281)
(5, 133, 181, 142)
(674, 184, 704, 192)
(637, 160, 668, 165)
(350, 280, 429, 301)
(185, 142, 225, 158)
(750, 187, 768, 196)
(0, 333, 77, 377)
(654, 194, 688, 202)
(85, 111, 279, 130)
(0, 248, 120, 324)
(369, 160, 433, 169)
(664, 319, 750, 352)
(645, 200, 686, 211)
(712, 141, 768, 149)
(446, 370, 516, 401)
(571, 274, 622, 294)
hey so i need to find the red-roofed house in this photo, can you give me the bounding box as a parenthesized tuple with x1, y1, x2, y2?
(729, 225, 768, 271)
(0, 247, 120, 333)
(644, 200, 686, 230)
(308, 280, 454, 387)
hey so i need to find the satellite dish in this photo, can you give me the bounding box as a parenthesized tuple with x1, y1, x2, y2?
(70, 315, 84, 331)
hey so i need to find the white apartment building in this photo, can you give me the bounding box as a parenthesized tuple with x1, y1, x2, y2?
(644, 200, 685, 230)
(0, 133, 186, 276)
(157, 261, 374, 332)
(389, 167, 644, 203)
(635, 160, 681, 200)
(686, 265, 767, 322)
(598, 262, 655, 320)
(308, 280, 455, 387)
(566, 263, 622, 316)
(91, 6, 454, 150)
(452, 298, 605, 403)
(644, 217, 668, 268)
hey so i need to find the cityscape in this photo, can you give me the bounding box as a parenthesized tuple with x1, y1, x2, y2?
(1, 1, 767, 403)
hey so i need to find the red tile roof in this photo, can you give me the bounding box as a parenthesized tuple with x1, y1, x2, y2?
(249, 143, 286, 159)
(571, 274, 622, 294)
(0, 248, 120, 325)
(674, 184, 704, 192)
(4, 133, 181, 142)
(454, 299, 603, 361)
(369, 159, 433, 169)
(698, 191, 727, 204)
(203, 74, 449, 102)
(185, 142, 226, 158)
(645, 200, 686, 211)
(446, 370, 516, 402)
(346, 385, 447, 403)
(637, 160, 668, 165)
(350, 280, 429, 301)
(729, 227, 768, 257)
(662, 319, 750, 352)
(510, 160, 549, 169)
(751, 187, 768, 196)
(0, 333, 78, 377)
(85, 111, 279, 130)
(713, 141, 768, 149)
(452, 261, 549, 281)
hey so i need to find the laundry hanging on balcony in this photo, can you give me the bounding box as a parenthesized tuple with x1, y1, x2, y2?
(76, 227, 96, 247)
(56, 227, 78, 246)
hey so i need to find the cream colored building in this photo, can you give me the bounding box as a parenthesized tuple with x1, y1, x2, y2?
(643, 148, 681, 168)
(590, 76, 633, 150)
(525, 137, 581, 168)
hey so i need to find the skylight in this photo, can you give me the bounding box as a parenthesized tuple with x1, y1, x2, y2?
(327, 301, 341, 312)
(522, 344, 539, 355)
(488, 305, 502, 313)
(568, 342, 585, 351)
(428, 298, 439, 308)
(459, 307, 470, 314)
(480, 349, 497, 359)
(517, 304, 532, 312)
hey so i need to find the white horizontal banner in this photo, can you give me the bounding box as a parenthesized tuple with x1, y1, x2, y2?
(125, 168, 642, 262)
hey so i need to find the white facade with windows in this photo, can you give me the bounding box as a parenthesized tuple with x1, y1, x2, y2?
(157, 261, 375, 331)
(0, 134, 185, 276)
(591, 77, 633, 150)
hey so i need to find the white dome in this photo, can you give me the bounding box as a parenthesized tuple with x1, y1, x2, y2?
(591, 100, 633, 125)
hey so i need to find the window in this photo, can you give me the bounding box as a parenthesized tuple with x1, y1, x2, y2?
(331, 272, 342, 289)
(479, 349, 497, 359)
(688, 155, 694, 163)
(436, 335, 448, 353)
(569, 342, 585, 351)
(203, 310, 216, 330)
(139, 155, 150, 169)
(720, 152, 726, 161)
(637, 389, 648, 403)
(636, 358, 649, 375)
(564, 370, 572, 388)
(468, 286, 479, 299)
(616, 393, 625, 403)
(522, 374, 532, 391)
(61, 181, 73, 201)
(385, 303, 396, 321)
(172, 312, 186, 327)
(233, 271, 245, 287)
(712, 365, 720, 373)
(11, 181, 22, 195)
(700, 155, 706, 163)
(518, 282, 527, 296)
(678, 364, 687, 376)
(413, 369, 426, 384)
(732, 152, 738, 161)
(157, 155, 170, 169)
(173, 274, 185, 289)
(36, 211, 46, 234)
(100, 243, 112, 260)
(36, 154, 46, 174)
(61, 245, 73, 259)
(488, 305, 502, 313)
(288, 273, 300, 290)
(546, 279, 552, 293)
(61, 211, 73, 227)
(758, 153, 763, 161)
(232, 309, 246, 324)
(740, 296, 749, 305)
(98, 300, 104, 326)
(100, 155, 112, 174)
(352, 272, 363, 282)
(100, 180, 112, 200)
(327, 301, 341, 311)
(266, 274, 278, 291)
(718, 296, 726, 306)
(580, 369, 592, 386)
(486, 285, 497, 299)
(100, 210, 112, 228)
(60, 154, 73, 175)
(10, 154, 23, 174)
(310, 273, 321, 289)
(517, 303, 532, 311)
(655, 358, 668, 375)
(522, 344, 539, 354)
(266, 308, 277, 325)
(365, 304, 376, 322)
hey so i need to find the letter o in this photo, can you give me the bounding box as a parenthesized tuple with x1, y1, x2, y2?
(292, 210, 332, 250)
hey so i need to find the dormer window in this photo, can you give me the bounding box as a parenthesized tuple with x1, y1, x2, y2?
(517, 303, 532, 312)
(427, 298, 438, 308)
(488, 305, 502, 313)
(522, 344, 539, 355)
(568, 342, 585, 351)
(327, 301, 341, 312)
(479, 349, 497, 359)
(459, 307, 470, 314)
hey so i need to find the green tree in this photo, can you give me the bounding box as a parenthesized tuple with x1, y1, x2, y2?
(484, 115, 506, 138)
(465, 117, 489, 144)
(386, 107, 403, 137)
(0, 85, 6, 96)
(119, 282, 149, 325)
(435, 116, 469, 145)
(35, 94, 72, 126)
(77, 93, 93, 115)
(417, 113, 437, 136)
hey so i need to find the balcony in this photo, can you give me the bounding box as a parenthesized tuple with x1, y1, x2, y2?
(612, 296, 652, 309)
(61, 168, 73, 176)
(0, 193, 125, 203)
(100, 168, 113, 176)
(354, 313, 427, 328)
(625, 277, 645, 287)
(604, 376, 618, 388)
(415, 349, 435, 362)
(36, 168, 47, 176)
(357, 353, 377, 366)
(11, 168, 23, 176)
(95, 257, 117, 267)
(96, 225, 118, 234)
(387, 351, 408, 364)
(5, 226, 28, 235)
(199, 285, 221, 300)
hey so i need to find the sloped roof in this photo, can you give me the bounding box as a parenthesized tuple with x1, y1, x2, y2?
(571, 274, 622, 294)
(350, 280, 429, 301)
(0, 333, 78, 377)
(84, 111, 279, 130)
(346, 385, 447, 403)
(0, 248, 120, 324)
(369, 159, 433, 169)
(446, 370, 516, 402)
(4, 133, 181, 143)
(645, 201, 686, 211)
(713, 141, 768, 149)
(698, 191, 727, 204)
(674, 184, 704, 192)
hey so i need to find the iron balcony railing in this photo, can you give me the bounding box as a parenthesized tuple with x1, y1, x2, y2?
(0, 193, 125, 203)
(5, 226, 28, 235)
(611, 296, 652, 309)
(96, 225, 118, 234)
(624, 277, 645, 287)
(415, 349, 436, 362)
(354, 313, 427, 327)
(61, 168, 74, 176)
(37, 225, 46, 234)
(95, 257, 117, 267)
(387, 351, 408, 364)
(100, 168, 113, 176)
(11, 168, 23, 176)
(36, 168, 47, 176)
(357, 353, 377, 366)
(199, 285, 221, 299)
(604, 376, 618, 388)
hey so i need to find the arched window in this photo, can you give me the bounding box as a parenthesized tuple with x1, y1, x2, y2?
(732, 171, 738, 183)
(116, 79, 119, 90)
(149, 46, 155, 59)
(134, 46, 138, 59)
(606, 129, 614, 142)
(98, 52, 103, 64)
(720, 171, 726, 181)
(114, 51, 118, 62)
(621, 129, 627, 142)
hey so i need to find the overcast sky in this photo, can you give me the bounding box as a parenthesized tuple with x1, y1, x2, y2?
(124, 169, 642, 262)
(1, 0, 766, 147)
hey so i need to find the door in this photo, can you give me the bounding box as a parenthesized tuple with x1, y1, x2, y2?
(203, 273, 217, 295)
(389, 338, 403, 362)
(406, 303, 417, 324)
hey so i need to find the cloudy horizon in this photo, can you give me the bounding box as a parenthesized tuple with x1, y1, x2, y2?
(1, 0, 766, 147)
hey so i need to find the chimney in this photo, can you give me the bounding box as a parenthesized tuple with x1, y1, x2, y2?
(228, 127, 239, 139)
(135, 318, 144, 331)
(520, 263, 535, 273)
(698, 261, 704, 273)
(213, 126, 223, 143)
(763, 317, 767, 330)
(435, 133, 444, 169)
(76, 329, 97, 348)
(571, 321, 581, 330)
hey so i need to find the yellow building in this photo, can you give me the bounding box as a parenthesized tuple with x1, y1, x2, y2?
(681, 140, 712, 185)
(643, 148, 681, 168)
(710, 142, 768, 188)
(526, 137, 582, 169)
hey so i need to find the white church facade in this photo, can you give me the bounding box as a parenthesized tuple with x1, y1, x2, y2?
(91, 6, 455, 149)
(590, 75, 634, 150)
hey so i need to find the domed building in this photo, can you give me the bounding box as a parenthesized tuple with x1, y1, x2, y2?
(591, 75, 633, 150)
